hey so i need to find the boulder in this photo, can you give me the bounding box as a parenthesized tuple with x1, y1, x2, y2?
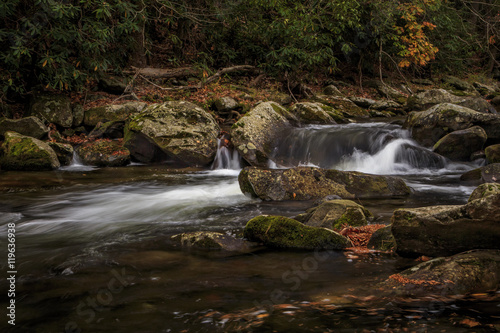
(468, 183, 500, 202)
(48, 142, 74, 166)
(0, 116, 48, 139)
(238, 167, 411, 201)
(367, 225, 395, 251)
(406, 89, 465, 111)
(124, 101, 219, 166)
(432, 126, 487, 161)
(75, 140, 130, 167)
(380, 250, 500, 297)
(290, 102, 337, 124)
(403, 103, 500, 147)
(84, 102, 147, 127)
(0, 131, 60, 170)
(299, 199, 372, 230)
(459, 97, 497, 114)
(313, 95, 369, 118)
(349, 97, 376, 108)
(460, 163, 500, 184)
(370, 100, 402, 111)
(391, 190, 500, 257)
(89, 121, 125, 139)
(485, 144, 500, 163)
(442, 75, 475, 92)
(367, 80, 407, 102)
(231, 102, 295, 167)
(214, 97, 238, 112)
(171, 231, 259, 253)
(72, 104, 85, 127)
(411, 78, 433, 86)
(473, 81, 497, 96)
(243, 215, 352, 250)
(98, 76, 128, 95)
(323, 85, 343, 96)
(29, 93, 73, 128)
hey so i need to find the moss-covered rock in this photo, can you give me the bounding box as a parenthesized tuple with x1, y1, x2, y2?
(171, 231, 259, 253)
(124, 101, 219, 166)
(29, 93, 73, 128)
(301, 200, 372, 230)
(406, 89, 465, 111)
(290, 102, 337, 124)
(432, 126, 487, 161)
(367, 225, 395, 251)
(0, 131, 60, 170)
(485, 144, 500, 163)
(48, 142, 74, 166)
(84, 102, 147, 127)
(98, 76, 128, 95)
(459, 97, 497, 114)
(349, 97, 376, 108)
(460, 163, 500, 184)
(442, 75, 476, 92)
(244, 215, 352, 250)
(72, 104, 85, 127)
(468, 183, 500, 202)
(238, 166, 410, 201)
(323, 85, 343, 96)
(89, 121, 125, 139)
(313, 95, 369, 118)
(231, 102, 295, 167)
(0, 116, 48, 139)
(403, 103, 500, 147)
(367, 80, 407, 101)
(391, 190, 500, 257)
(75, 140, 130, 167)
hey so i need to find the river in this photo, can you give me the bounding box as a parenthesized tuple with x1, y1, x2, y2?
(1, 122, 499, 332)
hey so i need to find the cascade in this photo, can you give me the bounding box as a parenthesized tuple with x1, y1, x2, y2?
(211, 137, 242, 170)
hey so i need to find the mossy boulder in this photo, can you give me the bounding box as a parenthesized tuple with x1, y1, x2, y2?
(460, 163, 500, 184)
(459, 97, 497, 114)
(0, 131, 60, 170)
(323, 85, 343, 96)
(171, 231, 259, 253)
(29, 93, 73, 128)
(391, 190, 500, 257)
(367, 225, 395, 251)
(214, 97, 238, 112)
(231, 102, 295, 167)
(403, 103, 500, 147)
(290, 102, 337, 124)
(238, 166, 411, 201)
(124, 101, 219, 166)
(0, 116, 48, 139)
(367, 80, 407, 101)
(98, 76, 128, 95)
(485, 144, 500, 163)
(72, 104, 85, 127)
(300, 200, 372, 230)
(244, 215, 352, 250)
(406, 89, 465, 111)
(89, 121, 125, 139)
(349, 97, 376, 108)
(84, 102, 147, 127)
(432, 126, 487, 161)
(313, 95, 369, 118)
(468, 183, 500, 202)
(442, 75, 475, 92)
(75, 140, 130, 167)
(380, 250, 500, 297)
(48, 142, 74, 166)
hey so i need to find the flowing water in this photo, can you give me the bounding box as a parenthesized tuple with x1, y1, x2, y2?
(1, 122, 498, 333)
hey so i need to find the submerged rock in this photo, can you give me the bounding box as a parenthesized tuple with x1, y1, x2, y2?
(404, 103, 500, 147)
(299, 199, 372, 230)
(432, 126, 487, 161)
(485, 144, 500, 164)
(0, 116, 49, 139)
(124, 101, 219, 166)
(76, 140, 130, 167)
(380, 250, 500, 297)
(231, 102, 295, 167)
(29, 93, 73, 128)
(238, 167, 411, 201)
(171, 231, 258, 253)
(460, 163, 500, 184)
(391, 188, 500, 257)
(0, 131, 60, 170)
(244, 215, 352, 250)
(84, 102, 147, 127)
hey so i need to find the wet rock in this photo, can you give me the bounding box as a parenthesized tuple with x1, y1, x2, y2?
(29, 93, 73, 128)
(231, 102, 295, 167)
(468, 183, 500, 202)
(171, 231, 258, 253)
(323, 85, 343, 96)
(403, 103, 500, 147)
(84, 102, 147, 127)
(75, 140, 130, 167)
(48, 142, 74, 166)
(98, 76, 128, 95)
(243, 215, 352, 250)
(313, 95, 369, 118)
(391, 189, 500, 257)
(367, 225, 395, 251)
(300, 199, 372, 230)
(0, 131, 60, 170)
(214, 97, 238, 112)
(124, 101, 219, 166)
(380, 250, 500, 297)
(406, 89, 465, 111)
(89, 121, 125, 139)
(460, 163, 500, 184)
(432, 126, 487, 161)
(238, 167, 411, 201)
(485, 144, 500, 163)
(290, 102, 338, 124)
(0, 116, 48, 139)
(349, 97, 376, 108)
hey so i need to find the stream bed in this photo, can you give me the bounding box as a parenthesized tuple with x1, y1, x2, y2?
(1, 122, 499, 332)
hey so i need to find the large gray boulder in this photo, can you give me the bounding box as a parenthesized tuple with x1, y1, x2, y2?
(244, 215, 352, 250)
(391, 186, 500, 257)
(0, 116, 48, 139)
(0, 131, 60, 170)
(29, 94, 73, 128)
(231, 102, 295, 167)
(84, 102, 147, 127)
(406, 89, 465, 111)
(432, 126, 487, 161)
(404, 103, 500, 147)
(238, 167, 411, 201)
(124, 101, 219, 166)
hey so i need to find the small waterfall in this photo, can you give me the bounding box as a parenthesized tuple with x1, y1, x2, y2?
(270, 123, 448, 174)
(59, 151, 96, 172)
(211, 138, 241, 170)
